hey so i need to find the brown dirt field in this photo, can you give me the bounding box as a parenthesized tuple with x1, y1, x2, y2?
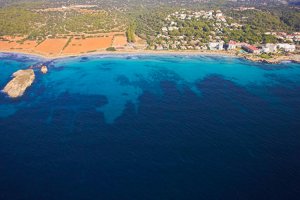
(133, 35, 147, 50)
(135, 35, 147, 45)
(1, 32, 129, 56)
(14, 40, 38, 51)
(62, 36, 113, 54)
(112, 35, 128, 47)
(34, 38, 69, 55)
(0, 41, 18, 50)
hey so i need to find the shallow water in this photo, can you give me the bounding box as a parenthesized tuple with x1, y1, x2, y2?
(1, 53, 300, 199)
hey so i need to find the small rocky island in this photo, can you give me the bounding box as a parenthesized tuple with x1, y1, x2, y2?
(41, 65, 48, 74)
(2, 69, 35, 98)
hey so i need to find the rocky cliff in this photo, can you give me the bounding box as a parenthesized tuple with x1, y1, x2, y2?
(2, 69, 35, 98)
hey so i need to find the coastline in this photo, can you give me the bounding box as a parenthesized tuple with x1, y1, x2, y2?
(0, 49, 299, 64)
(0, 49, 239, 59)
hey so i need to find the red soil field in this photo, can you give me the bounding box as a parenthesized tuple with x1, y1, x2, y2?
(112, 34, 128, 47)
(62, 36, 113, 54)
(34, 38, 69, 55)
(0, 41, 18, 50)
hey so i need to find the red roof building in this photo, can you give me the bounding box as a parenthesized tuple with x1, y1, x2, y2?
(242, 44, 260, 54)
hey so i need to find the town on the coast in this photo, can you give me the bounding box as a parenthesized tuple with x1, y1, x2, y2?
(1, 1, 300, 98)
(0, 2, 298, 111)
(150, 9, 299, 62)
(0, 1, 299, 63)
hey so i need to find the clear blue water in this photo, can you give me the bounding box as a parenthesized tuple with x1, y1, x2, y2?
(1, 53, 300, 199)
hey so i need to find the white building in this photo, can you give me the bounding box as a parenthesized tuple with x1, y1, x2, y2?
(216, 13, 223, 18)
(208, 41, 224, 50)
(168, 27, 179, 31)
(277, 43, 296, 52)
(208, 10, 213, 16)
(262, 43, 277, 53)
(170, 21, 177, 26)
(179, 14, 187, 20)
(227, 41, 237, 50)
(156, 45, 164, 50)
(161, 27, 168, 33)
(171, 44, 177, 49)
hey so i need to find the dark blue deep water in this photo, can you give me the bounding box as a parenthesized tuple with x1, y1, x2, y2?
(1, 53, 300, 199)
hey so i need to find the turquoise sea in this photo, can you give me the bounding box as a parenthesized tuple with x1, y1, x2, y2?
(0, 53, 300, 199)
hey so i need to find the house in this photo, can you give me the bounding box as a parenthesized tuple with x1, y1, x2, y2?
(170, 44, 177, 49)
(219, 16, 227, 22)
(231, 23, 242, 28)
(294, 35, 300, 42)
(179, 14, 187, 20)
(168, 27, 174, 31)
(227, 40, 237, 50)
(286, 35, 294, 40)
(156, 45, 163, 50)
(242, 44, 260, 54)
(216, 13, 223, 18)
(168, 27, 178, 31)
(277, 43, 296, 52)
(170, 21, 177, 26)
(161, 27, 168, 33)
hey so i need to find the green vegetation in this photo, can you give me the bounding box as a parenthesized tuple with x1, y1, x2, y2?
(126, 22, 136, 43)
(262, 34, 277, 44)
(0, 6, 126, 39)
(229, 10, 289, 31)
(62, 36, 73, 50)
(226, 8, 299, 32)
(260, 53, 272, 59)
(133, 8, 171, 38)
(0, 1, 299, 47)
(169, 19, 212, 43)
(63, 11, 126, 34)
(0, 8, 45, 36)
(280, 10, 300, 31)
(222, 25, 263, 44)
(106, 47, 116, 51)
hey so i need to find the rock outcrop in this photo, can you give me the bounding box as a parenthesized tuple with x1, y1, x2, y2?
(2, 69, 35, 98)
(243, 54, 300, 64)
(41, 65, 48, 74)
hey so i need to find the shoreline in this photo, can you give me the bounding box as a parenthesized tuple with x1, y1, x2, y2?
(0, 49, 239, 59)
(0, 50, 299, 64)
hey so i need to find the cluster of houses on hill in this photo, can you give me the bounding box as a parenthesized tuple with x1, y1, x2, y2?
(232, 6, 256, 11)
(151, 10, 238, 51)
(265, 32, 300, 44)
(150, 9, 298, 55)
(161, 9, 232, 34)
(164, 9, 228, 22)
